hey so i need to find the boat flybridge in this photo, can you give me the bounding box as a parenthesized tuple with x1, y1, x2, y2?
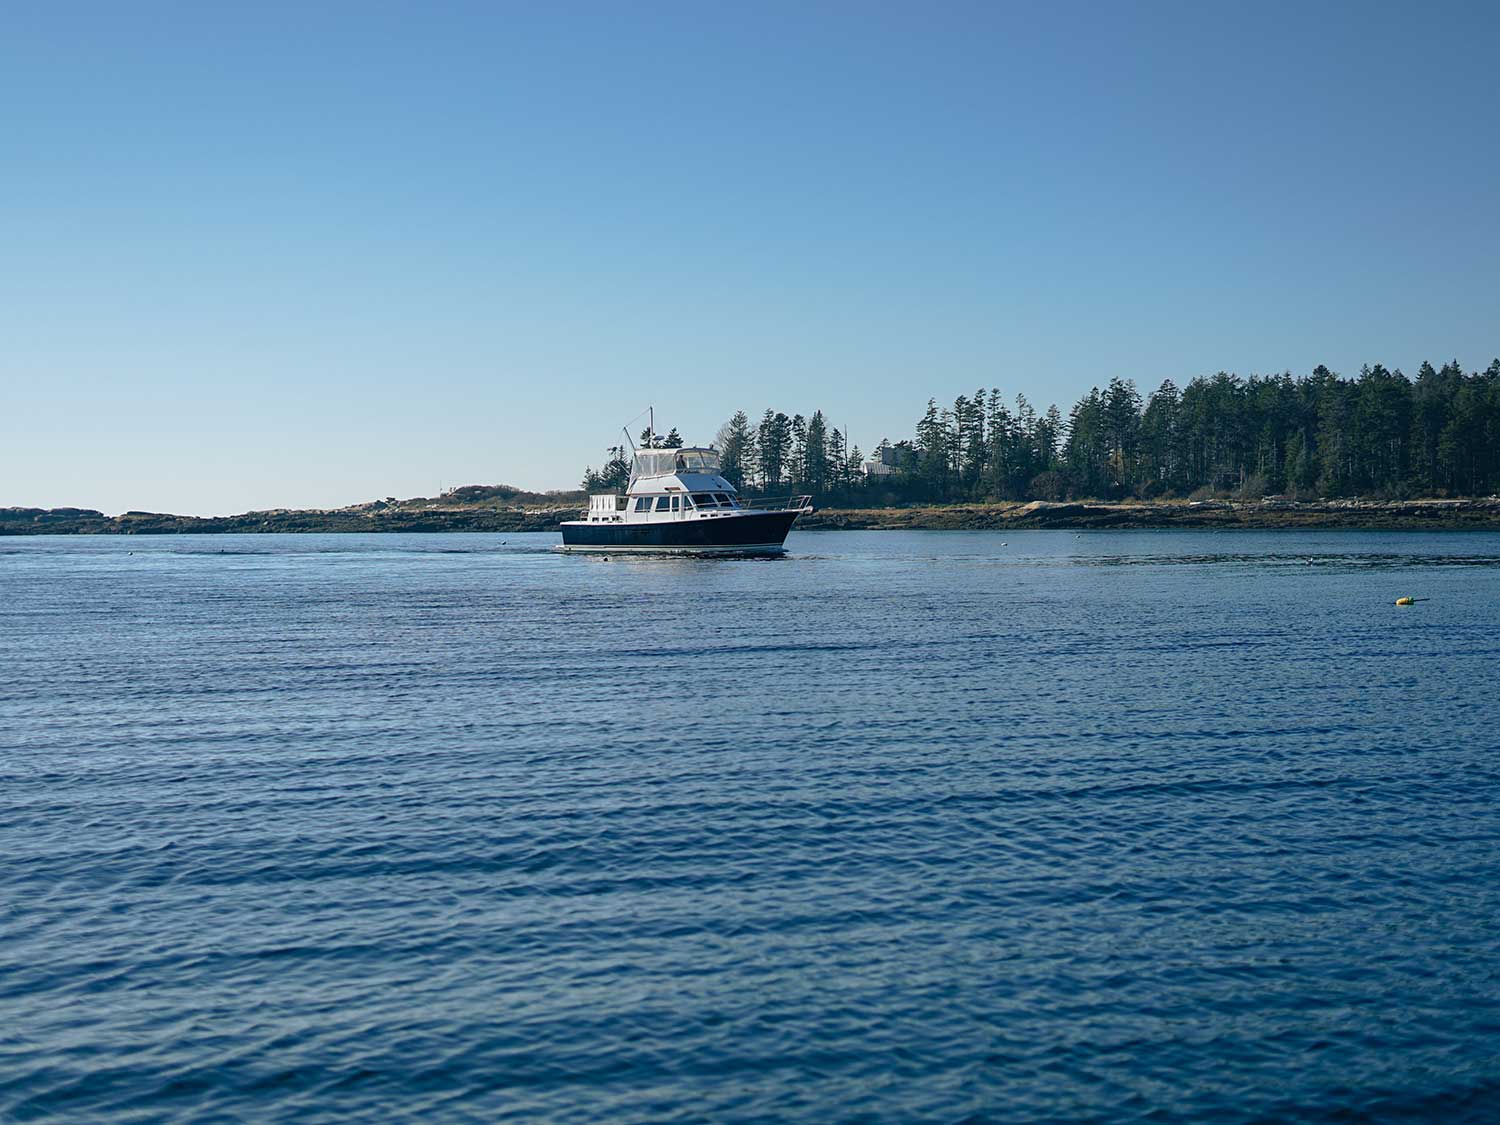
(560, 442, 812, 555)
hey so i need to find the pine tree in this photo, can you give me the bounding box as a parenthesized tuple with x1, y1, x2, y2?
(1065, 388, 1107, 496)
(1317, 369, 1353, 494)
(1141, 379, 1181, 493)
(914, 399, 954, 498)
(790, 415, 808, 486)
(1039, 405, 1063, 471)
(603, 445, 631, 490)
(1102, 377, 1143, 492)
(715, 411, 752, 489)
(1353, 365, 1411, 493)
(1014, 394, 1040, 492)
(639, 425, 677, 449)
(584, 444, 630, 492)
(804, 411, 829, 492)
(826, 424, 847, 488)
(948, 390, 987, 492)
(757, 410, 793, 490)
(846, 443, 863, 489)
(1409, 361, 1447, 493)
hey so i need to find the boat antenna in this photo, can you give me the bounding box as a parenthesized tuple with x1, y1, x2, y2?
(620, 405, 655, 453)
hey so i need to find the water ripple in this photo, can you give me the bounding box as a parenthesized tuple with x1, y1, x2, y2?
(3, 530, 1499, 1123)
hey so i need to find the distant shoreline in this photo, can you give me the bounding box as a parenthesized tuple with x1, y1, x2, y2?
(796, 498, 1500, 531)
(7, 497, 1500, 535)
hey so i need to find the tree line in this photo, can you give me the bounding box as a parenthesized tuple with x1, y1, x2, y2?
(583, 359, 1500, 502)
(582, 410, 866, 496)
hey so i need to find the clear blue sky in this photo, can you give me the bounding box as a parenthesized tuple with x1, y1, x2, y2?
(4, 0, 1496, 514)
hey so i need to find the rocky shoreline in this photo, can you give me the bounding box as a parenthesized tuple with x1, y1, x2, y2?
(7, 497, 1500, 535)
(795, 497, 1500, 531)
(0, 505, 570, 536)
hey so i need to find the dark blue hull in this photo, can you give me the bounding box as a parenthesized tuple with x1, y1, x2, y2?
(560, 511, 800, 554)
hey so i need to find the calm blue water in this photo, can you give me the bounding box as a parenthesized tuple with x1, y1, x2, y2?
(4, 530, 1500, 1123)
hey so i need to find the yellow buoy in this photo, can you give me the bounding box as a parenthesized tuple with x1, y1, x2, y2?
(1395, 596, 1414, 606)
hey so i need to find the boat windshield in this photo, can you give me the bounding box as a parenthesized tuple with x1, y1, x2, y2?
(632, 447, 721, 478)
(632, 451, 674, 478)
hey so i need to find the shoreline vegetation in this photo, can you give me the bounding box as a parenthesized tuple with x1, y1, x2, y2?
(8, 495, 1500, 535)
(12, 358, 1500, 536)
(589, 360, 1500, 509)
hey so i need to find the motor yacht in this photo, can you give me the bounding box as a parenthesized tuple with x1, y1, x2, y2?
(560, 443, 811, 555)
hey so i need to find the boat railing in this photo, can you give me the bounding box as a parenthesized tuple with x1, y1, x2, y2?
(579, 495, 813, 517)
(738, 495, 814, 513)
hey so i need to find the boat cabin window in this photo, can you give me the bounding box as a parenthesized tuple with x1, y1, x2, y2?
(654, 496, 671, 512)
(634, 497, 652, 512)
(713, 493, 734, 506)
(691, 492, 716, 507)
(677, 450, 721, 472)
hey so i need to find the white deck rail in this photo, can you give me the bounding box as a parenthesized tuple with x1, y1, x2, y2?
(739, 496, 814, 513)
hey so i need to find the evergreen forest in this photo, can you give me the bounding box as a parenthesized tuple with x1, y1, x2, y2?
(582, 360, 1500, 504)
